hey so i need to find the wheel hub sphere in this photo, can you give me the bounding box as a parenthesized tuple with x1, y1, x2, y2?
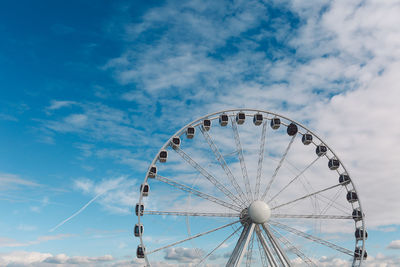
(248, 200, 271, 224)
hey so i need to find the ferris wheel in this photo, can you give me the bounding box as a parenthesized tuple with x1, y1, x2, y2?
(135, 109, 367, 266)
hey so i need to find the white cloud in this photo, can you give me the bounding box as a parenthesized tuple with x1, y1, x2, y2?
(0, 251, 52, 267)
(42, 102, 149, 147)
(0, 113, 18, 121)
(0, 234, 73, 248)
(164, 247, 204, 262)
(0, 251, 194, 267)
(0, 173, 40, 190)
(47, 100, 77, 110)
(73, 176, 138, 215)
(44, 254, 113, 264)
(0, 251, 114, 267)
(387, 240, 400, 250)
(17, 224, 37, 232)
(64, 114, 88, 127)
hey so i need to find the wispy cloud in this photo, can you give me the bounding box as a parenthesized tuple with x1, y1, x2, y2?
(0, 173, 40, 190)
(50, 175, 137, 232)
(47, 100, 77, 110)
(41, 102, 149, 147)
(0, 113, 18, 121)
(0, 234, 73, 248)
(17, 224, 37, 232)
(164, 247, 204, 262)
(387, 240, 400, 250)
(0, 251, 116, 267)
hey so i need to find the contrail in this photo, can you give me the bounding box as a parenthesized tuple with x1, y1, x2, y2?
(49, 190, 106, 232)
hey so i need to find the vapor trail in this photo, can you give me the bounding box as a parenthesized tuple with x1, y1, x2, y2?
(49, 190, 106, 232)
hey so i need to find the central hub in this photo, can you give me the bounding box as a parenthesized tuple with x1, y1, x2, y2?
(248, 200, 271, 224)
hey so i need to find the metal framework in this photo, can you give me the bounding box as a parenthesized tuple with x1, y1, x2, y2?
(136, 109, 367, 267)
(231, 118, 253, 202)
(269, 226, 316, 266)
(255, 120, 268, 200)
(200, 127, 248, 206)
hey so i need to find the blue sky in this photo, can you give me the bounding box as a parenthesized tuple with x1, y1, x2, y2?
(1, 0, 400, 266)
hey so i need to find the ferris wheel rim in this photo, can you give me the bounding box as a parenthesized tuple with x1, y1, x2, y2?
(136, 108, 367, 266)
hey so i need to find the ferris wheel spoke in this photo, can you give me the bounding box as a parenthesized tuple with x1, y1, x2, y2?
(200, 127, 247, 205)
(255, 225, 279, 267)
(231, 117, 253, 202)
(268, 157, 320, 203)
(255, 120, 268, 200)
(229, 223, 255, 267)
(155, 175, 241, 212)
(143, 210, 239, 217)
(268, 226, 317, 267)
(246, 230, 255, 267)
(261, 135, 296, 201)
(320, 186, 345, 215)
(226, 223, 250, 266)
(261, 224, 292, 266)
(271, 214, 353, 220)
(271, 183, 342, 210)
(256, 233, 269, 267)
(268, 220, 353, 256)
(146, 220, 241, 255)
(174, 147, 244, 206)
(196, 226, 242, 266)
(314, 193, 351, 215)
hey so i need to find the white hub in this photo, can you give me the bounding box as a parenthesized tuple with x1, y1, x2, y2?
(248, 200, 271, 224)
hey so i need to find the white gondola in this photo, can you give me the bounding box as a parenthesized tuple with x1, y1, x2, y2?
(270, 117, 281, 129)
(316, 145, 327, 156)
(140, 183, 149, 197)
(352, 208, 362, 221)
(287, 123, 298, 136)
(148, 165, 157, 178)
(354, 247, 367, 260)
(135, 203, 144, 216)
(219, 114, 228, 126)
(355, 228, 368, 241)
(302, 133, 313, 145)
(136, 245, 145, 258)
(347, 191, 358, 203)
(339, 173, 350, 185)
(171, 136, 181, 149)
(202, 119, 211, 131)
(236, 112, 245, 125)
(159, 150, 168, 163)
(328, 158, 340, 170)
(134, 223, 144, 237)
(253, 113, 263, 126)
(186, 126, 195, 139)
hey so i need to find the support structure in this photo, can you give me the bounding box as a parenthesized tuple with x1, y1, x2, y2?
(226, 223, 255, 267)
(200, 127, 248, 206)
(231, 118, 253, 202)
(262, 224, 292, 267)
(256, 226, 279, 267)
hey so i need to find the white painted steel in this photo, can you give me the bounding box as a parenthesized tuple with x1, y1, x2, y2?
(269, 220, 354, 256)
(236, 223, 255, 267)
(262, 224, 292, 267)
(256, 225, 279, 267)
